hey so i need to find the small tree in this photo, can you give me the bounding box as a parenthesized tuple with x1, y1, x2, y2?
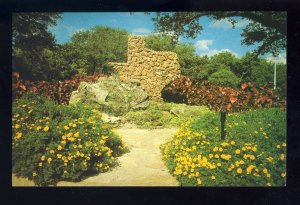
(162, 76, 285, 140)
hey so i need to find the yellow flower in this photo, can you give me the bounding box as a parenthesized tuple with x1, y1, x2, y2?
(64, 170, 68, 174)
(266, 183, 271, 186)
(249, 155, 255, 160)
(214, 154, 219, 158)
(78, 144, 82, 149)
(266, 173, 271, 178)
(57, 154, 62, 159)
(50, 149, 55, 154)
(64, 126, 69, 130)
(92, 109, 97, 113)
(281, 172, 286, 177)
(235, 149, 240, 154)
(237, 168, 242, 174)
(47, 158, 52, 163)
(228, 167, 232, 171)
(209, 154, 213, 158)
(221, 142, 229, 147)
(211, 176, 216, 180)
(41, 155, 46, 161)
(57, 145, 62, 150)
(74, 132, 80, 137)
(15, 132, 22, 139)
(213, 147, 218, 152)
(66, 132, 73, 138)
(217, 163, 221, 167)
(280, 154, 285, 160)
(38, 162, 43, 167)
(242, 147, 246, 151)
(276, 145, 281, 149)
(15, 124, 20, 129)
(282, 143, 286, 147)
(251, 147, 257, 152)
(263, 168, 268, 174)
(197, 178, 202, 185)
(69, 137, 75, 142)
(230, 141, 235, 145)
(219, 147, 223, 152)
(32, 172, 37, 177)
(36, 126, 42, 131)
(43, 125, 49, 132)
(246, 165, 255, 174)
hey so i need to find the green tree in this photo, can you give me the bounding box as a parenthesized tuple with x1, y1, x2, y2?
(69, 26, 129, 75)
(152, 12, 286, 56)
(12, 12, 62, 80)
(208, 68, 241, 88)
(209, 51, 239, 72)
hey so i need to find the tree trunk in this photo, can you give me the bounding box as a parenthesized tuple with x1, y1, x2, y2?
(220, 111, 227, 140)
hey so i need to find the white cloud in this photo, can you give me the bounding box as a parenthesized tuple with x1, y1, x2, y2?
(132, 27, 152, 34)
(266, 52, 286, 64)
(72, 28, 86, 34)
(209, 18, 252, 29)
(198, 48, 239, 57)
(195, 40, 214, 51)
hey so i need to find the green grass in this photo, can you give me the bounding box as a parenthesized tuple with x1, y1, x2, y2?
(161, 108, 286, 186)
(123, 102, 211, 128)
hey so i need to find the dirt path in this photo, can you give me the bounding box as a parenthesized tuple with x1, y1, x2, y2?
(13, 127, 179, 186)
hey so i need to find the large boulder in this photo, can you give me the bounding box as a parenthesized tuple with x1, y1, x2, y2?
(69, 76, 150, 116)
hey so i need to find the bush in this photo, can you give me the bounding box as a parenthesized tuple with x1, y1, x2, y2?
(12, 72, 108, 105)
(12, 93, 127, 186)
(161, 108, 286, 186)
(208, 68, 241, 88)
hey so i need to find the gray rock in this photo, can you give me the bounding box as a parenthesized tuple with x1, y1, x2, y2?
(170, 105, 205, 117)
(69, 76, 150, 116)
(101, 113, 121, 126)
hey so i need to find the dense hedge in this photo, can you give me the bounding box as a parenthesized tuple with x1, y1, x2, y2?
(12, 93, 127, 186)
(12, 72, 108, 105)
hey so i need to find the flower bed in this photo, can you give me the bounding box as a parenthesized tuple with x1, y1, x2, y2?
(12, 93, 127, 186)
(161, 108, 286, 186)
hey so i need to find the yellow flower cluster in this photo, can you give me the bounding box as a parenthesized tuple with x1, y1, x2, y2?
(161, 123, 286, 186)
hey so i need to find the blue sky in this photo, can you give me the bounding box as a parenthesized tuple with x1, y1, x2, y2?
(49, 12, 286, 63)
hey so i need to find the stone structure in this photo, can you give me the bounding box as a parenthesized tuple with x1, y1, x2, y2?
(109, 35, 181, 101)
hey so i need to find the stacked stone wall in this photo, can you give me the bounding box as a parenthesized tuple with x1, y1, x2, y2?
(109, 35, 181, 101)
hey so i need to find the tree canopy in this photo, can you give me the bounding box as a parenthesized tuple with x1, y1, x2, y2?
(12, 12, 62, 52)
(68, 26, 129, 75)
(12, 12, 62, 80)
(152, 12, 286, 56)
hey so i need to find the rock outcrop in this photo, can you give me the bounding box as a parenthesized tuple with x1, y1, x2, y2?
(69, 76, 150, 116)
(109, 35, 181, 102)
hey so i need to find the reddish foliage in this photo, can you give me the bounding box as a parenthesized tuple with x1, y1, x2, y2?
(12, 72, 108, 105)
(162, 75, 286, 113)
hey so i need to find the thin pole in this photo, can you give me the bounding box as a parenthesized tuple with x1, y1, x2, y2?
(274, 61, 277, 90)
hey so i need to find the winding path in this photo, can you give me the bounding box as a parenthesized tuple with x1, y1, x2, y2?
(13, 127, 179, 186)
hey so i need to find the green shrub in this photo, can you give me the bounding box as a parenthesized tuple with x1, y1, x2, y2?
(123, 102, 211, 128)
(161, 108, 286, 186)
(208, 68, 241, 88)
(12, 93, 127, 186)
